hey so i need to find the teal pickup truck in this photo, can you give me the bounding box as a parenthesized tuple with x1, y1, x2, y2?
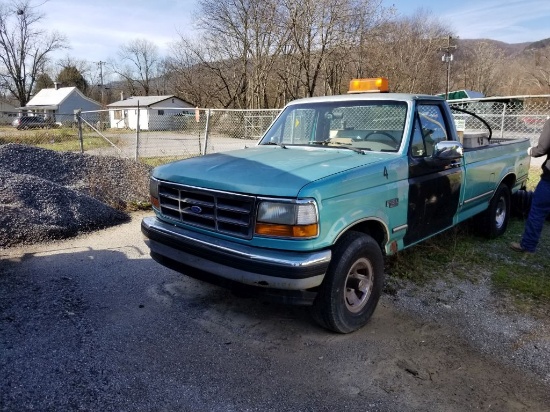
(142, 78, 531, 333)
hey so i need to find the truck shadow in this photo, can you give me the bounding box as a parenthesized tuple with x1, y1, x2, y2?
(0, 246, 321, 347)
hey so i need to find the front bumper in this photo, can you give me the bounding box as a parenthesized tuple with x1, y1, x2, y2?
(141, 216, 331, 291)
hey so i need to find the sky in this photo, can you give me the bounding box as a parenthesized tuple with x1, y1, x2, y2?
(38, 0, 550, 66)
(387, 0, 550, 43)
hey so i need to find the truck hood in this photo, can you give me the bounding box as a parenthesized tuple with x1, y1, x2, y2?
(152, 146, 394, 196)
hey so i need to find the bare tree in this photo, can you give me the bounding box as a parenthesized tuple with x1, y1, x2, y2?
(169, 0, 289, 109)
(277, 0, 395, 99)
(0, 0, 67, 106)
(166, 41, 217, 107)
(524, 48, 550, 94)
(365, 10, 452, 94)
(191, 0, 261, 108)
(454, 41, 505, 96)
(170, 34, 245, 108)
(322, 0, 392, 95)
(112, 38, 160, 96)
(246, 0, 290, 108)
(168, 0, 550, 107)
(280, 0, 351, 99)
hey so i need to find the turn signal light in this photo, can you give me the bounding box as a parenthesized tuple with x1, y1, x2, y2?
(150, 195, 160, 209)
(255, 223, 318, 238)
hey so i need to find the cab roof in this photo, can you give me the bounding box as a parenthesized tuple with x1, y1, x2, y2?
(285, 93, 443, 106)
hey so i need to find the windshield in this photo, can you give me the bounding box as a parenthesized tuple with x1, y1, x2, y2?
(260, 100, 408, 152)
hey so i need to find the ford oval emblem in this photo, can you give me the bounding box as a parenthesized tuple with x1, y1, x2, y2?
(190, 205, 202, 214)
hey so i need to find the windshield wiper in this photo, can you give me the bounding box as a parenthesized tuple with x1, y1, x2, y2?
(312, 140, 367, 154)
(263, 141, 287, 149)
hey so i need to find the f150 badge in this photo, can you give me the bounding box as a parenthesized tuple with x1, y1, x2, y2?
(386, 198, 399, 208)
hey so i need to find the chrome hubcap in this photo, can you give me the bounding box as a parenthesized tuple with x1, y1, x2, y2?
(495, 196, 507, 229)
(344, 257, 374, 313)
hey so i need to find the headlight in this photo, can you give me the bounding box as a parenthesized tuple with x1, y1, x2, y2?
(255, 199, 318, 238)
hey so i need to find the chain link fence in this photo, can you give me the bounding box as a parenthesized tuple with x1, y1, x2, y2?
(447, 96, 550, 145)
(0, 110, 131, 158)
(130, 108, 280, 160)
(1, 96, 549, 165)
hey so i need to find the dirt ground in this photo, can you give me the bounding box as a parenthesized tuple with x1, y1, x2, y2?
(1, 212, 549, 411)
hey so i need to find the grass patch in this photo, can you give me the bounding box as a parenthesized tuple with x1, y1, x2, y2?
(125, 200, 152, 212)
(139, 155, 196, 167)
(386, 225, 487, 285)
(0, 126, 122, 151)
(526, 166, 541, 191)
(490, 219, 550, 302)
(36, 136, 120, 151)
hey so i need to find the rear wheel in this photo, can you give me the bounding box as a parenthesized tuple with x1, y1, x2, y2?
(477, 183, 510, 238)
(312, 231, 384, 333)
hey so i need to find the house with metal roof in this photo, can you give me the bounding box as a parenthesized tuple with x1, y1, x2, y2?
(107, 95, 194, 130)
(22, 84, 101, 123)
(0, 99, 19, 125)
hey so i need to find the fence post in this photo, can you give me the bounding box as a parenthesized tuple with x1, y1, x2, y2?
(500, 103, 507, 139)
(203, 109, 211, 155)
(135, 101, 140, 161)
(77, 109, 83, 154)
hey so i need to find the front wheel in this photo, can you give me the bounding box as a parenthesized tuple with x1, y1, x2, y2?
(312, 232, 384, 333)
(477, 183, 511, 238)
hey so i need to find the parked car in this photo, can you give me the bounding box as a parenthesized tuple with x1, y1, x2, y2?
(12, 116, 58, 130)
(520, 115, 548, 131)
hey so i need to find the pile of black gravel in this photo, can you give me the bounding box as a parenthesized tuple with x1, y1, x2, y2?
(0, 144, 152, 248)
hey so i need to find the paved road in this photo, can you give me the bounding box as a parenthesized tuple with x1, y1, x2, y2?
(1, 212, 549, 411)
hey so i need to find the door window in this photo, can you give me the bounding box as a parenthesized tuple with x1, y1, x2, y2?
(412, 104, 449, 157)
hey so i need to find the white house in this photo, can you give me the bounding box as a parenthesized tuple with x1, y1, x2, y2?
(22, 84, 101, 123)
(0, 99, 19, 125)
(107, 95, 194, 130)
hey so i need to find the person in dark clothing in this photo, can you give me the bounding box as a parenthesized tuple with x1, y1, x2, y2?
(510, 117, 550, 253)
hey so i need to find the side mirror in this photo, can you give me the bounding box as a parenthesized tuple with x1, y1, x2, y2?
(432, 141, 463, 160)
(423, 141, 463, 168)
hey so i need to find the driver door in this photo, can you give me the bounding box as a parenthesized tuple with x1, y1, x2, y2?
(404, 102, 463, 246)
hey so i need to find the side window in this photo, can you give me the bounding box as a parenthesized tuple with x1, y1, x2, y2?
(415, 104, 449, 157)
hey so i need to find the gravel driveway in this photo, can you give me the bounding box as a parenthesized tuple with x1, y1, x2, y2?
(1, 212, 549, 412)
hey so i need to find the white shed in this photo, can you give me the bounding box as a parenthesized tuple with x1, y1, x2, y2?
(107, 95, 194, 130)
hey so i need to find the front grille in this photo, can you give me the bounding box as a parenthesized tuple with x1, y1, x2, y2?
(158, 182, 256, 239)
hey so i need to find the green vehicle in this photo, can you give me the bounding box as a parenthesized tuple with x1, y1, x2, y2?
(141, 78, 531, 333)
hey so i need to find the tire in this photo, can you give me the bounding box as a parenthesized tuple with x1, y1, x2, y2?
(312, 231, 384, 333)
(511, 189, 532, 218)
(477, 183, 510, 238)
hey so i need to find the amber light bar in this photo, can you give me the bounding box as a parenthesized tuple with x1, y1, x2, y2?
(348, 77, 389, 93)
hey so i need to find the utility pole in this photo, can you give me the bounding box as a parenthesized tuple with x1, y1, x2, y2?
(440, 36, 457, 100)
(97, 61, 106, 129)
(97, 61, 106, 105)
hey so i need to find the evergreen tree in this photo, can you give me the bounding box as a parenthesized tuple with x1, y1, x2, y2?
(56, 65, 88, 92)
(33, 73, 54, 94)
